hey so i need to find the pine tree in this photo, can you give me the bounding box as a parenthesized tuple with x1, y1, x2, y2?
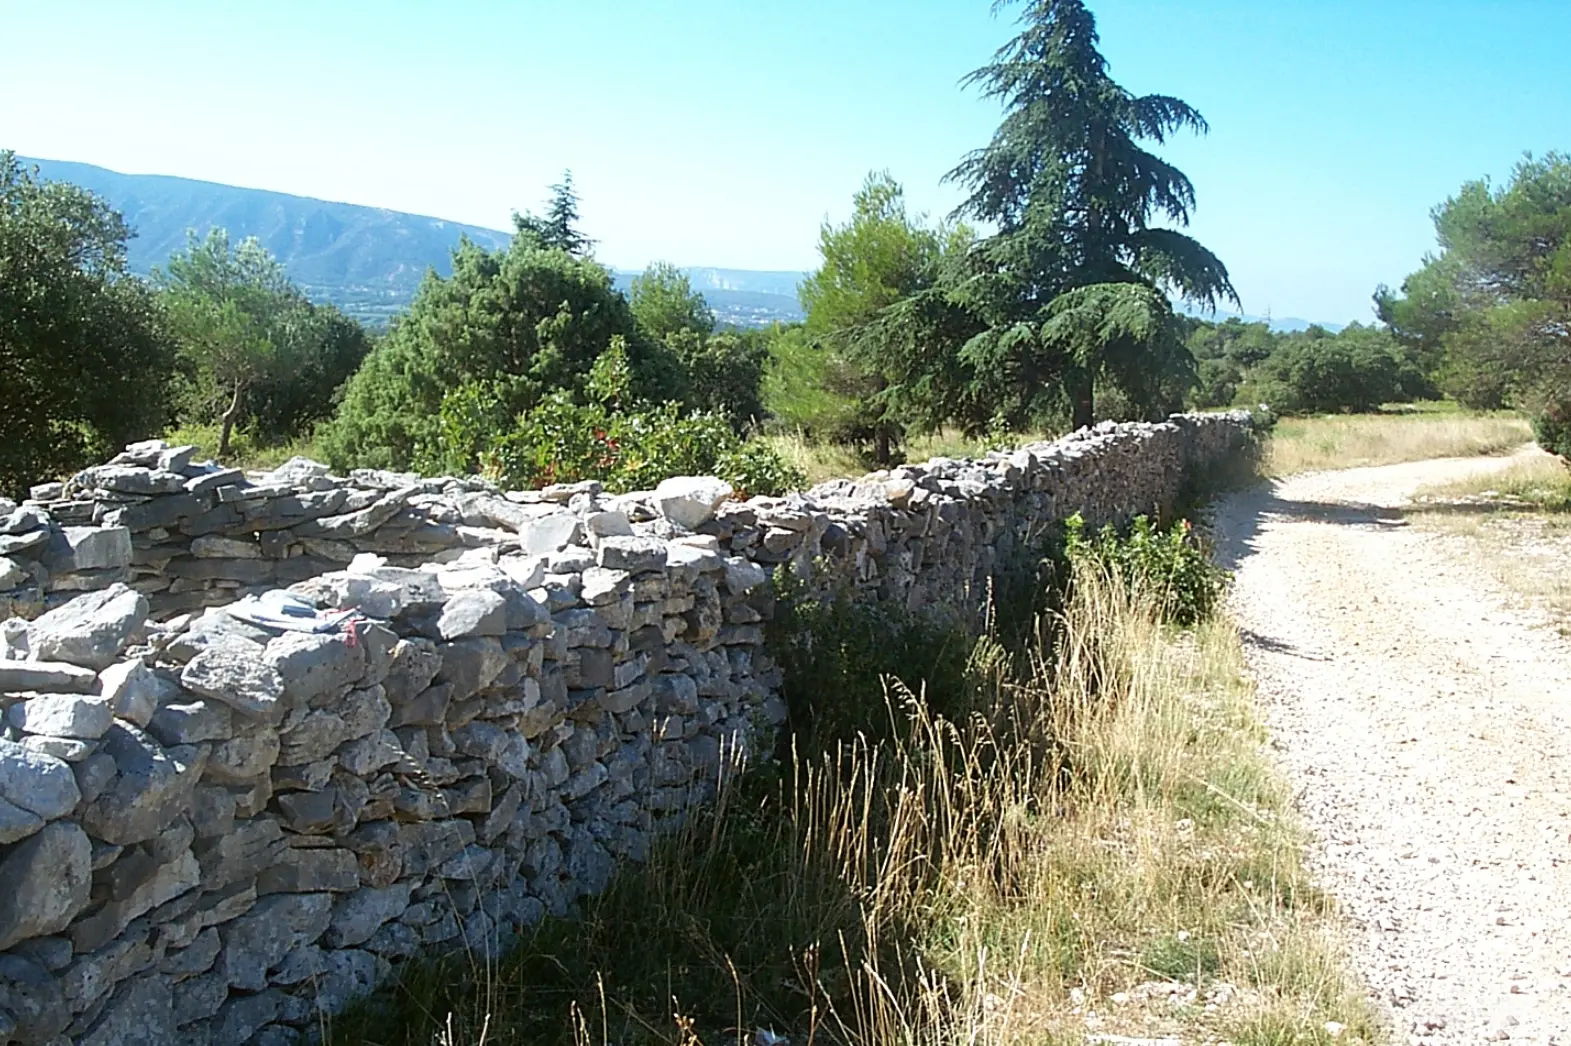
(948, 0, 1236, 429)
(512, 170, 594, 255)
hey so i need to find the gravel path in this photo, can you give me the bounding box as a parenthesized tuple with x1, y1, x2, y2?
(1213, 452, 1571, 1044)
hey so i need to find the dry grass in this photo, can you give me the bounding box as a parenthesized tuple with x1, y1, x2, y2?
(1409, 450, 1571, 633)
(162, 420, 327, 473)
(1265, 410, 1532, 476)
(328, 568, 1376, 1046)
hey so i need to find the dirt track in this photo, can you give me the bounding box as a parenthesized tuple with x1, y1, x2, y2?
(1213, 451, 1571, 1044)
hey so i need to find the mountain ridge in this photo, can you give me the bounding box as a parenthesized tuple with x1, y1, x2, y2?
(15, 155, 1342, 333)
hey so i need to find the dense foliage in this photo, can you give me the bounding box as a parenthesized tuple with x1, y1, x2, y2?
(775, 0, 1235, 454)
(1064, 512, 1224, 625)
(1186, 318, 1431, 414)
(0, 152, 174, 496)
(798, 173, 967, 462)
(942, 0, 1234, 431)
(429, 341, 800, 495)
(631, 262, 769, 429)
(157, 229, 370, 454)
(1377, 153, 1571, 455)
(318, 239, 673, 473)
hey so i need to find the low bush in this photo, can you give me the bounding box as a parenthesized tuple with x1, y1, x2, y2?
(1533, 396, 1571, 462)
(1064, 512, 1226, 625)
(428, 341, 804, 496)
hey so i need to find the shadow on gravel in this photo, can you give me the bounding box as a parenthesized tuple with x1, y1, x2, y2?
(1236, 626, 1330, 661)
(1211, 482, 1411, 574)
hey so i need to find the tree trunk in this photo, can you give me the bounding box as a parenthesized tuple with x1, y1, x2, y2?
(1072, 373, 1094, 431)
(872, 373, 892, 466)
(218, 380, 246, 459)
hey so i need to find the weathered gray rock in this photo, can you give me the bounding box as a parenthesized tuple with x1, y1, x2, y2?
(194, 817, 285, 890)
(0, 821, 93, 950)
(0, 658, 98, 693)
(148, 699, 233, 745)
(436, 588, 509, 639)
(0, 953, 70, 1043)
(321, 880, 416, 948)
(435, 637, 508, 699)
(652, 476, 734, 530)
(79, 724, 207, 845)
(0, 554, 25, 590)
(520, 512, 583, 555)
(204, 724, 281, 784)
(7, 693, 115, 739)
(96, 660, 173, 728)
(383, 638, 443, 705)
(211, 988, 281, 1044)
(723, 556, 770, 593)
(79, 971, 175, 1046)
(20, 733, 96, 762)
(0, 738, 81, 820)
(257, 847, 360, 894)
(181, 642, 286, 719)
(265, 630, 365, 707)
(0, 793, 43, 843)
(597, 535, 668, 572)
(219, 892, 334, 991)
(190, 534, 262, 559)
(158, 925, 222, 982)
(46, 525, 133, 573)
(0, 616, 28, 659)
(170, 970, 228, 1027)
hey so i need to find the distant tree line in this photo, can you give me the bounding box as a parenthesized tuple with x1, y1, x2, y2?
(7, 1, 1566, 498)
(1376, 153, 1571, 456)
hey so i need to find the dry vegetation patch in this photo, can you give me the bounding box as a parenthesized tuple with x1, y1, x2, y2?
(327, 569, 1375, 1046)
(1409, 449, 1571, 632)
(1265, 410, 1531, 476)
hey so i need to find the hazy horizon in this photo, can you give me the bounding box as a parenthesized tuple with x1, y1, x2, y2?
(5, 1, 1568, 325)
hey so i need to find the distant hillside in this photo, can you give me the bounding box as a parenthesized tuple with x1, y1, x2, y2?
(18, 156, 807, 327)
(611, 269, 805, 328)
(1180, 304, 1347, 334)
(22, 156, 511, 322)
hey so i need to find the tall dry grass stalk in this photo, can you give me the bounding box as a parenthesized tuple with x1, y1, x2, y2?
(1266, 411, 1531, 475)
(332, 567, 1377, 1045)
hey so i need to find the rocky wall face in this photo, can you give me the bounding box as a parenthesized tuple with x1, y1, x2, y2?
(0, 411, 1255, 1045)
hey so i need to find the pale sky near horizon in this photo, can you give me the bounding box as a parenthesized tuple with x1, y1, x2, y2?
(3, 0, 1568, 324)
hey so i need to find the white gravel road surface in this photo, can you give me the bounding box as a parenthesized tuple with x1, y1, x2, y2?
(1213, 452, 1571, 1044)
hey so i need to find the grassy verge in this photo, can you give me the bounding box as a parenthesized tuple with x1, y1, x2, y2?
(1409, 449, 1571, 633)
(325, 563, 1376, 1046)
(1265, 408, 1531, 476)
(162, 421, 328, 473)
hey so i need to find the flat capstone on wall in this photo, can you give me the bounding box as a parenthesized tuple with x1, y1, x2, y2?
(0, 411, 1256, 1045)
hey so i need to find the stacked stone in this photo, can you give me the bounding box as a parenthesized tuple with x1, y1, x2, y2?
(0, 410, 1256, 1044)
(0, 473, 785, 1045)
(22, 442, 573, 619)
(0, 498, 133, 621)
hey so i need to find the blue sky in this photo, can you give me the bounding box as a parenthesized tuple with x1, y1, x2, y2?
(2, 0, 1568, 324)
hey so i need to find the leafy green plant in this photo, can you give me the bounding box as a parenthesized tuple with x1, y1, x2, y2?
(437, 342, 803, 495)
(1534, 395, 1571, 462)
(1064, 512, 1226, 625)
(765, 567, 973, 755)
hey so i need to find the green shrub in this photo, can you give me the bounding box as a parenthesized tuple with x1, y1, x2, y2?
(1248, 330, 1405, 415)
(425, 343, 804, 496)
(318, 239, 676, 473)
(1535, 396, 1571, 462)
(1064, 512, 1225, 625)
(766, 568, 972, 755)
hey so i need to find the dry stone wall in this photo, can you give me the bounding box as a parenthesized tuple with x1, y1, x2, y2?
(0, 411, 1254, 1046)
